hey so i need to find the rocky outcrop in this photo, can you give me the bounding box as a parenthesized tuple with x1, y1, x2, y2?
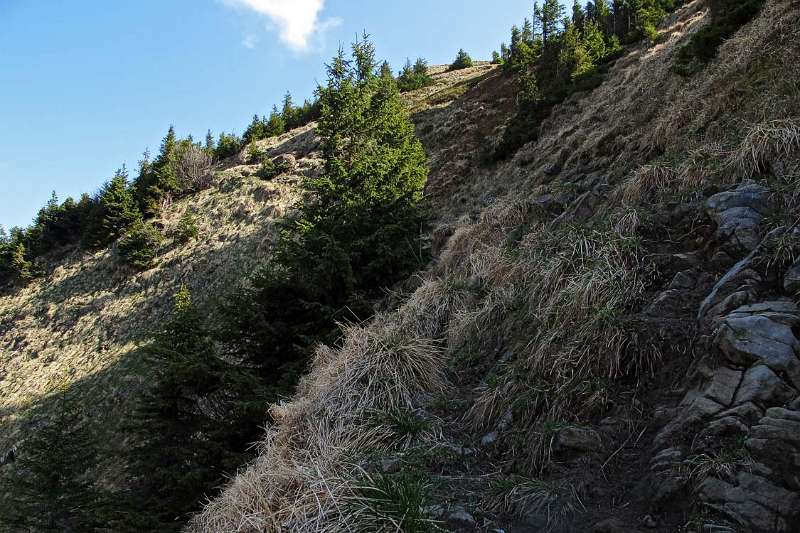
(655, 289, 800, 530)
(706, 181, 771, 253)
(697, 254, 762, 325)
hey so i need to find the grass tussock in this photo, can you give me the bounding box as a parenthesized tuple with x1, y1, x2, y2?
(350, 471, 437, 533)
(733, 118, 800, 176)
(615, 163, 681, 205)
(459, 214, 654, 471)
(483, 475, 584, 530)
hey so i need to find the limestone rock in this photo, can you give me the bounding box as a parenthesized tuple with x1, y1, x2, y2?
(698, 254, 761, 323)
(716, 402, 764, 425)
(715, 309, 800, 390)
(732, 365, 796, 406)
(747, 413, 800, 489)
(273, 153, 297, 172)
(785, 259, 800, 294)
(650, 447, 684, 472)
(706, 181, 771, 252)
(670, 269, 697, 290)
(699, 472, 800, 532)
(702, 366, 742, 406)
(447, 508, 476, 529)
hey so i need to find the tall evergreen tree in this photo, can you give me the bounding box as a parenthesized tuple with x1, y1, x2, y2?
(0, 387, 105, 532)
(134, 126, 179, 216)
(572, 0, 587, 30)
(123, 287, 264, 532)
(224, 35, 429, 377)
(85, 167, 141, 249)
(243, 114, 267, 143)
(265, 105, 286, 137)
(540, 0, 565, 47)
(204, 130, 215, 154)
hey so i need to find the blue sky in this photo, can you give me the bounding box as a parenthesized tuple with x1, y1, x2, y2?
(0, 0, 544, 230)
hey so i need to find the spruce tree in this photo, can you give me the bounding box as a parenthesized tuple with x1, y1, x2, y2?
(133, 126, 179, 216)
(124, 287, 264, 532)
(204, 130, 215, 155)
(85, 167, 141, 249)
(224, 35, 429, 377)
(281, 91, 297, 129)
(572, 0, 587, 30)
(540, 0, 565, 47)
(213, 132, 243, 160)
(243, 114, 268, 143)
(380, 60, 393, 80)
(265, 105, 286, 137)
(449, 48, 474, 71)
(118, 219, 163, 269)
(10, 241, 32, 281)
(0, 387, 104, 532)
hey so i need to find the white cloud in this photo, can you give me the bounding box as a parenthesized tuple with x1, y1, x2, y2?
(241, 34, 259, 49)
(226, 0, 334, 52)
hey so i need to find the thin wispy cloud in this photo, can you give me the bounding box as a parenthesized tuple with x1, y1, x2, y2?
(225, 0, 338, 52)
(241, 34, 259, 49)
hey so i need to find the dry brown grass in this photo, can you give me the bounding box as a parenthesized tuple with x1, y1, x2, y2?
(189, 281, 461, 532)
(615, 163, 681, 205)
(191, 1, 800, 528)
(732, 118, 800, 176)
(191, 185, 658, 529)
(463, 219, 654, 470)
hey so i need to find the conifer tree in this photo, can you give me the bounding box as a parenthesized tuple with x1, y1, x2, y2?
(133, 126, 180, 216)
(397, 57, 433, 91)
(572, 0, 587, 30)
(281, 91, 295, 128)
(124, 287, 264, 532)
(118, 219, 163, 269)
(10, 241, 32, 281)
(522, 18, 534, 44)
(449, 48, 474, 71)
(213, 132, 243, 160)
(500, 42, 511, 62)
(265, 105, 286, 137)
(204, 130, 215, 155)
(540, 0, 565, 47)
(85, 167, 141, 249)
(380, 60, 393, 80)
(225, 35, 429, 377)
(243, 114, 267, 143)
(0, 387, 104, 532)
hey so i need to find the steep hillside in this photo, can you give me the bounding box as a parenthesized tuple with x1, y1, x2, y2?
(0, 129, 324, 463)
(0, 65, 493, 503)
(191, 1, 800, 532)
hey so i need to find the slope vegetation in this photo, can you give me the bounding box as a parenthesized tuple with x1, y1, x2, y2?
(192, 1, 800, 531)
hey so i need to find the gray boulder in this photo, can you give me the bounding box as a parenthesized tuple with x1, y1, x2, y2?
(698, 254, 761, 323)
(732, 365, 796, 406)
(715, 306, 800, 390)
(785, 259, 800, 294)
(706, 181, 771, 252)
(699, 472, 800, 532)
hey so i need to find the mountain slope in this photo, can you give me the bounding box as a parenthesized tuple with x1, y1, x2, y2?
(191, 1, 800, 532)
(0, 65, 494, 501)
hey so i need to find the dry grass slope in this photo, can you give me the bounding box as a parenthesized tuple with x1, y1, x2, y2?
(192, 0, 800, 530)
